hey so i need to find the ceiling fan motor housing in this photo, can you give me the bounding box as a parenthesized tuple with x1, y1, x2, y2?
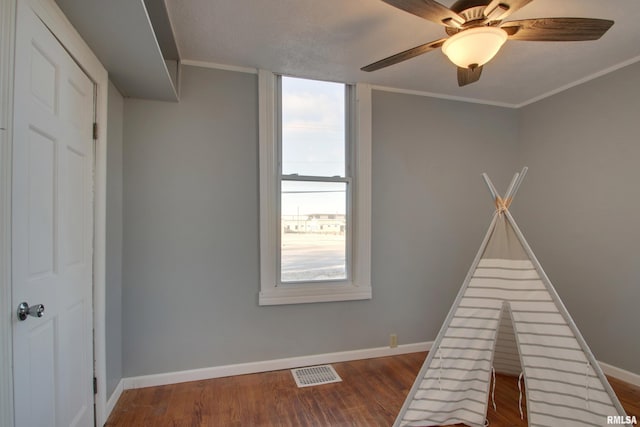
(451, 0, 492, 22)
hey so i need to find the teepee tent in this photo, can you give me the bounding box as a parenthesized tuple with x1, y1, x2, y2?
(394, 168, 627, 427)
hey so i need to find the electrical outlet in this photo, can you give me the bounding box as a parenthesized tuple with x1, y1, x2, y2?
(390, 333, 398, 348)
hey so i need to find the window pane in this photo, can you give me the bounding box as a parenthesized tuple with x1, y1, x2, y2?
(281, 76, 345, 177)
(281, 180, 347, 282)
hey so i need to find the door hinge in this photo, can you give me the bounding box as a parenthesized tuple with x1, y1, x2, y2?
(93, 122, 98, 140)
(93, 377, 98, 394)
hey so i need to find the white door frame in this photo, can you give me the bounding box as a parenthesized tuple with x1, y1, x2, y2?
(0, 0, 17, 425)
(0, 0, 109, 425)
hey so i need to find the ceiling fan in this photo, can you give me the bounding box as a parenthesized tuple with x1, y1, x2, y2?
(361, 0, 614, 86)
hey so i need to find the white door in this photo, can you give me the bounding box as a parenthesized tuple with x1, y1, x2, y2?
(12, 1, 95, 426)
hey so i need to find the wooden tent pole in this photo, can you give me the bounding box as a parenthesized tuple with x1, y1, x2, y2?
(482, 173, 499, 201)
(506, 167, 528, 201)
(504, 172, 520, 200)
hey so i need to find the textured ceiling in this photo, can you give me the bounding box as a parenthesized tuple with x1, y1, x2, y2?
(166, 0, 640, 107)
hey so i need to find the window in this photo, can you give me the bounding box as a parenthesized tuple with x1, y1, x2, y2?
(280, 77, 347, 283)
(258, 70, 371, 305)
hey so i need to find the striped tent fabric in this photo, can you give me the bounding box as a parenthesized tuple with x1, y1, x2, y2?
(394, 169, 628, 427)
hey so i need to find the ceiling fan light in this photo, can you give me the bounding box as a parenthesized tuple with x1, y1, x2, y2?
(442, 27, 508, 69)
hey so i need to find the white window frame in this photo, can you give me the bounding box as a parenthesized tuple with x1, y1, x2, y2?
(258, 70, 371, 305)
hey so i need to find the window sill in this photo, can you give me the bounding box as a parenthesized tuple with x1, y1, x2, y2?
(259, 284, 372, 306)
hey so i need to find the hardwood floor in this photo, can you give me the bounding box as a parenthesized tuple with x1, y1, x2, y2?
(106, 352, 639, 426)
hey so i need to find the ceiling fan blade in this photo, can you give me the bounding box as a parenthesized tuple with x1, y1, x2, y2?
(502, 18, 614, 41)
(382, 0, 465, 27)
(457, 66, 483, 86)
(361, 38, 447, 72)
(484, 0, 534, 21)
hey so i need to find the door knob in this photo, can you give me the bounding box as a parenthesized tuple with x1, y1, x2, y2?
(17, 302, 45, 321)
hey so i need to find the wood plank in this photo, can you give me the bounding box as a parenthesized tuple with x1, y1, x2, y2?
(106, 352, 640, 426)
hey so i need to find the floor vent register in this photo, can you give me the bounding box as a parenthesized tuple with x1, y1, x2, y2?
(291, 364, 342, 388)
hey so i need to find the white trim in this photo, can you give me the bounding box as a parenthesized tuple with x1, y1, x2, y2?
(514, 55, 640, 108)
(257, 71, 372, 305)
(599, 361, 640, 388)
(181, 59, 258, 75)
(258, 69, 279, 302)
(259, 285, 372, 306)
(373, 55, 640, 108)
(371, 84, 518, 109)
(106, 379, 125, 420)
(179, 53, 640, 109)
(112, 342, 639, 398)
(0, 1, 16, 426)
(122, 342, 433, 390)
(353, 82, 372, 292)
(24, 0, 109, 424)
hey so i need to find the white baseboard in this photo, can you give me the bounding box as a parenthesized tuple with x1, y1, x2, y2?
(599, 361, 640, 387)
(122, 342, 432, 390)
(105, 379, 124, 420)
(118, 341, 640, 395)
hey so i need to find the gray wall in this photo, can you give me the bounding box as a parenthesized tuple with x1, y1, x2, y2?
(517, 61, 640, 374)
(121, 63, 640, 378)
(372, 91, 519, 347)
(121, 65, 519, 376)
(106, 81, 124, 397)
